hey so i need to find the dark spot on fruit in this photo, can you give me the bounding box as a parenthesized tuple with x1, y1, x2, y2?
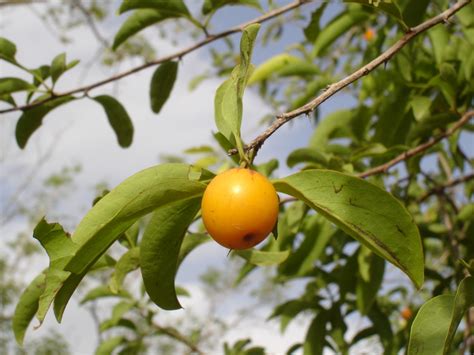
(243, 233, 255, 242)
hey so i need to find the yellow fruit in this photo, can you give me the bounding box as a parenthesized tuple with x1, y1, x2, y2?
(364, 28, 376, 41)
(201, 168, 279, 250)
(401, 307, 413, 320)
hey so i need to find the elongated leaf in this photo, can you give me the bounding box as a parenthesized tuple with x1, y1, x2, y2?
(304, 4, 327, 42)
(248, 54, 318, 85)
(273, 170, 424, 288)
(65, 164, 207, 276)
(0, 93, 16, 106)
(344, 0, 407, 30)
(270, 297, 320, 332)
(109, 247, 140, 293)
(202, 0, 262, 15)
(312, 10, 368, 57)
(403, 0, 430, 27)
(443, 276, 474, 354)
(51, 53, 66, 84)
(119, 0, 190, 16)
(279, 216, 333, 277)
(81, 286, 130, 304)
(12, 273, 46, 346)
(214, 24, 259, 151)
(150, 61, 178, 114)
(233, 249, 290, 266)
(93, 95, 134, 148)
(15, 96, 75, 149)
(309, 110, 354, 150)
(140, 198, 201, 310)
(408, 295, 454, 355)
(63, 166, 205, 293)
(95, 336, 126, 355)
(304, 311, 329, 355)
(287, 148, 329, 168)
(0, 77, 35, 95)
(113, 9, 166, 50)
(356, 246, 385, 314)
(32, 219, 77, 323)
(0, 37, 17, 63)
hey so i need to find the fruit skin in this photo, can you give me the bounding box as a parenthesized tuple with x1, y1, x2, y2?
(401, 307, 413, 320)
(201, 168, 279, 250)
(364, 28, 375, 41)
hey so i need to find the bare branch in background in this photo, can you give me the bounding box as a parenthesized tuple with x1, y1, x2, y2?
(232, 0, 471, 156)
(359, 111, 473, 178)
(0, 0, 310, 114)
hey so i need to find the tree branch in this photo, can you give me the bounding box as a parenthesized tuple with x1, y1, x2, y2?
(417, 172, 474, 203)
(0, 0, 310, 114)
(358, 111, 473, 178)
(152, 322, 204, 355)
(233, 0, 472, 157)
(72, 0, 109, 48)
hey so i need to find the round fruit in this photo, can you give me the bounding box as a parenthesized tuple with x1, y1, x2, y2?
(201, 168, 279, 250)
(364, 28, 375, 41)
(401, 307, 413, 320)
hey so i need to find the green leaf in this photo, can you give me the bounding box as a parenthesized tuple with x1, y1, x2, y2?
(407, 295, 454, 355)
(49, 165, 208, 321)
(32, 219, 77, 323)
(119, 0, 190, 16)
(279, 216, 333, 277)
(344, 0, 407, 30)
(80, 286, 130, 304)
(214, 24, 260, 154)
(0, 37, 17, 63)
(15, 96, 75, 149)
(248, 54, 318, 85)
(102, 301, 135, 328)
(309, 110, 354, 151)
(150, 61, 178, 114)
(304, 4, 327, 42)
(113, 9, 166, 50)
(443, 276, 474, 354)
(233, 249, 290, 266)
(12, 273, 46, 346)
(140, 198, 201, 310)
(303, 311, 329, 355)
(93, 95, 134, 148)
(410, 96, 432, 121)
(270, 297, 320, 332)
(0, 93, 16, 106)
(109, 247, 140, 293)
(95, 336, 126, 355)
(51, 53, 66, 84)
(0, 77, 35, 95)
(202, 0, 262, 15)
(287, 148, 329, 168)
(403, 0, 430, 27)
(356, 246, 385, 314)
(273, 170, 424, 288)
(65, 163, 207, 276)
(428, 25, 449, 65)
(312, 10, 369, 57)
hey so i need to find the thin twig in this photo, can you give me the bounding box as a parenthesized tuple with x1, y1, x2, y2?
(231, 0, 472, 157)
(417, 172, 474, 203)
(358, 111, 473, 178)
(0, 0, 310, 115)
(153, 322, 204, 355)
(72, 0, 109, 48)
